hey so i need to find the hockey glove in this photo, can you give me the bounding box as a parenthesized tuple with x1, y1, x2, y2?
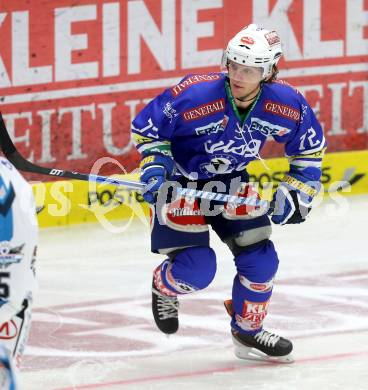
(139, 154, 175, 204)
(269, 167, 321, 225)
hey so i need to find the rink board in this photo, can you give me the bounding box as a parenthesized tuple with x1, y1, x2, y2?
(33, 174, 149, 228)
(1, 0, 367, 179)
(33, 150, 368, 227)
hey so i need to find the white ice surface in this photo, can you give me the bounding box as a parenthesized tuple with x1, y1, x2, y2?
(20, 195, 368, 390)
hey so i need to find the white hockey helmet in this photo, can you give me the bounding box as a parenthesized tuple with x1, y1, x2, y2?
(222, 24, 283, 80)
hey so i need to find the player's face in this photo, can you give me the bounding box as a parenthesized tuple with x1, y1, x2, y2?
(227, 61, 263, 98)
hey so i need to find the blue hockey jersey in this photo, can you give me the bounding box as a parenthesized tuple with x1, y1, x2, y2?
(132, 73, 326, 180)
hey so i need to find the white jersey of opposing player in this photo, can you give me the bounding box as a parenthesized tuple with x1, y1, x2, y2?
(0, 157, 38, 367)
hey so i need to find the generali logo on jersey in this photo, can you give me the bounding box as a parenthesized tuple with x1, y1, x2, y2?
(183, 99, 225, 121)
(171, 74, 220, 97)
(263, 100, 300, 122)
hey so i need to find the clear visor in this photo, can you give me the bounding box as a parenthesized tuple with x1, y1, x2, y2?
(226, 60, 264, 83)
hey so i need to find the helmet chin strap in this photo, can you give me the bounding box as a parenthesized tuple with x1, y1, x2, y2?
(235, 83, 261, 103)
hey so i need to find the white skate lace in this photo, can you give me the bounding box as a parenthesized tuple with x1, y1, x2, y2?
(152, 287, 179, 320)
(254, 330, 280, 347)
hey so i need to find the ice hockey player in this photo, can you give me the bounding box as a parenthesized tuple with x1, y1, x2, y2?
(0, 157, 38, 388)
(131, 24, 326, 363)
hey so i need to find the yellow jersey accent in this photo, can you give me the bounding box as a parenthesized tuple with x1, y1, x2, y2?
(139, 156, 155, 168)
(282, 175, 318, 197)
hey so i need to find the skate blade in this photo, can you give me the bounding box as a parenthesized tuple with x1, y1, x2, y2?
(233, 336, 294, 364)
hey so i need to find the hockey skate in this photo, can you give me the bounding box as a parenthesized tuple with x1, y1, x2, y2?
(232, 328, 294, 363)
(152, 280, 179, 334)
(224, 299, 293, 363)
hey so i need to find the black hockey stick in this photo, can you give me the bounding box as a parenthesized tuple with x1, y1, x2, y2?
(0, 112, 268, 208)
(0, 112, 144, 190)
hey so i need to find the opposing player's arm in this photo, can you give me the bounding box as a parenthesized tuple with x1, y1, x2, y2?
(270, 97, 326, 224)
(0, 165, 37, 324)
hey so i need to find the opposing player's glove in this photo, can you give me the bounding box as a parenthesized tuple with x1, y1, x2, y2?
(139, 154, 175, 204)
(269, 167, 321, 225)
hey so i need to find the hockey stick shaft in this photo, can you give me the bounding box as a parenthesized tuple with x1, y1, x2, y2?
(0, 113, 146, 190)
(0, 113, 268, 208)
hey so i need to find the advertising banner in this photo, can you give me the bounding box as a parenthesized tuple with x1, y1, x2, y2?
(0, 0, 367, 178)
(33, 150, 368, 228)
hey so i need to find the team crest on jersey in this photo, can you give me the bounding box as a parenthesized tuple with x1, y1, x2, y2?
(0, 242, 24, 268)
(200, 154, 237, 175)
(195, 115, 229, 136)
(249, 118, 291, 137)
(162, 101, 179, 123)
